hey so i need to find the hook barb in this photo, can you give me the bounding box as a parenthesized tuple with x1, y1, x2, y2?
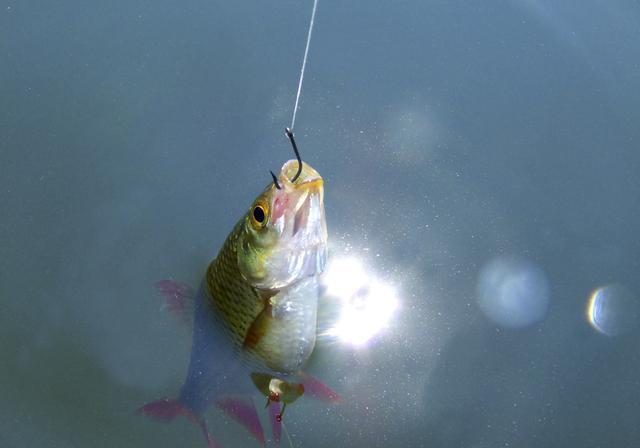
(270, 171, 282, 190)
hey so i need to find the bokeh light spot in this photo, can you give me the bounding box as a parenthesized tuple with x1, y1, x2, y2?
(587, 285, 639, 336)
(477, 256, 550, 328)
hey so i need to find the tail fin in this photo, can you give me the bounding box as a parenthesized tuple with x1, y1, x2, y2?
(138, 398, 219, 448)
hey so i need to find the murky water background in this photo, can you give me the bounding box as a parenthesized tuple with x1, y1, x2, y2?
(2, 1, 639, 447)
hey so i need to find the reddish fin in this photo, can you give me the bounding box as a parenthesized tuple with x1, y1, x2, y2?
(198, 419, 220, 448)
(137, 398, 219, 448)
(217, 397, 265, 447)
(155, 280, 195, 324)
(301, 374, 341, 403)
(268, 401, 282, 445)
(137, 397, 194, 423)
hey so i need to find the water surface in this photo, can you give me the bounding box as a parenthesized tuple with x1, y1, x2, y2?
(2, 1, 639, 446)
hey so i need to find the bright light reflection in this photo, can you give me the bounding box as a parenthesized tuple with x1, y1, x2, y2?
(323, 257, 369, 299)
(321, 257, 399, 347)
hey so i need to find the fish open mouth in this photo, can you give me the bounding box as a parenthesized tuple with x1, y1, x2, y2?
(277, 160, 325, 240)
(280, 159, 323, 188)
(256, 160, 327, 289)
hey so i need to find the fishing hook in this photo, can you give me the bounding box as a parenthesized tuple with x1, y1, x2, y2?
(270, 170, 282, 190)
(285, 127, 303, 183)
(269, 128, 303, 190)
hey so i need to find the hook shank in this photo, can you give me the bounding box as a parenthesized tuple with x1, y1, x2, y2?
(285, 128, 303, 183)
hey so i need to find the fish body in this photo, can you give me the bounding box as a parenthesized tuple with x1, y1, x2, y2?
(140, 160, 335, 446)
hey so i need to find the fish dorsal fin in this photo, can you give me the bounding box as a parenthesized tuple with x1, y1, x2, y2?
(155, 280, 195, 326)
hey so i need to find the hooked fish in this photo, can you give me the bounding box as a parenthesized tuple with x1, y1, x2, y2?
(139, 142, 339, 447)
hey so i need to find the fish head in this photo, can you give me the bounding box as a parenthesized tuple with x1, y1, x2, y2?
(237, 160, 327, 290)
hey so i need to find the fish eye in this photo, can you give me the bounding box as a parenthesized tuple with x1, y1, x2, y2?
(249, 200, 269, 230)
(253, 205, 266, 224)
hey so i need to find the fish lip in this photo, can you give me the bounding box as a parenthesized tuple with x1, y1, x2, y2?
(279, 159, 324, 191)
(273, 158, 325, 241)
(293, 177, 323, 191)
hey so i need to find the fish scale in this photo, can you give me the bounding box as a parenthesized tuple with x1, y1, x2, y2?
(206, 218, 320, 373)
(206, 221, 263, 352)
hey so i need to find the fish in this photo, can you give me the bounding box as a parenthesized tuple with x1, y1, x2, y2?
(139, 159, 340, 447)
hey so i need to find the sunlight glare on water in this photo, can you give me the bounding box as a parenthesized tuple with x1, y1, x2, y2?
(323, 257, 369, 299)
(321, 257, 400, 347)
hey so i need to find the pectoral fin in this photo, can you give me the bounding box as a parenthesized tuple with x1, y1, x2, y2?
(243, 290, 279, 350)
(243, 302, 274, 350)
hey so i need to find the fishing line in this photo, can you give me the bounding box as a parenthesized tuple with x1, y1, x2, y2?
(290, 0, 319, 131)
(270, 0, 318, 188)
(282, 420, 294, 448)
